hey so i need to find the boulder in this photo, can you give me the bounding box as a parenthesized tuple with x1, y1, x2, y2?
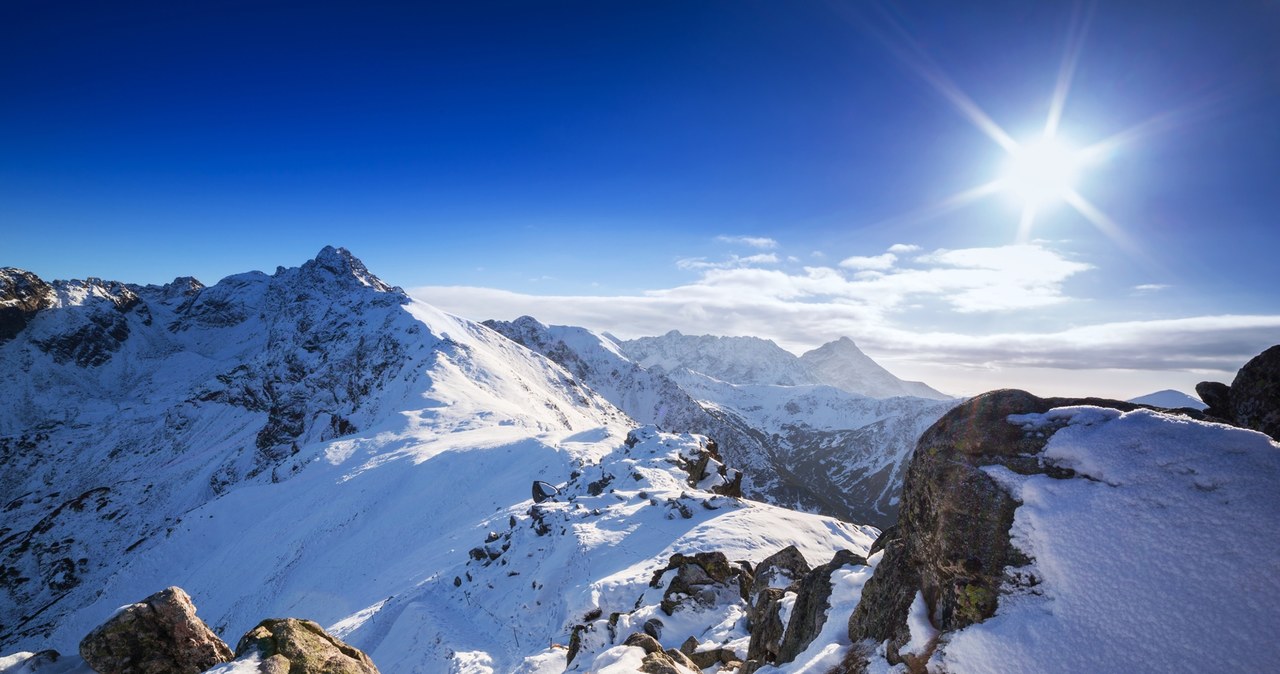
(78, 586, 232, 674)
(750, 545, 811, 599)
(531, 480, 559, 503)
(776, 549, 866, 664)
(846, 390, 1149, 665)
(1195, 381, 1232, 419)
(233, 618, 379, 673)
(1229, 344, 1280, 441)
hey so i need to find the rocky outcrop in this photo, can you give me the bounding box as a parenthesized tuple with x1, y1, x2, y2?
(0, 268, 55, 341)
(649, 552, 751, 616)
(776, 549, 865, 663)
(750, 545, 810, 598)
(1197, 344, 1280, 441)
(845, 390, 1153, 667)
(78, 586, 232, 674)
(231, 618, 379, 674)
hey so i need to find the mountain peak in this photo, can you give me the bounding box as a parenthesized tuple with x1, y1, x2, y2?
(299, 246, 399, 294)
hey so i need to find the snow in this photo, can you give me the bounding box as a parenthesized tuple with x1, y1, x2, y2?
(901, 591, 937, 657)
(933, 406, 1280, 672)
(0, 652, 92, 674)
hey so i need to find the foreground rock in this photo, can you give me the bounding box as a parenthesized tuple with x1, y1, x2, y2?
(228, 618, 379, 674)
(78, 586, 232, 674)
(1197, 343, 1280, 441)
(844, 390, 1149, 667)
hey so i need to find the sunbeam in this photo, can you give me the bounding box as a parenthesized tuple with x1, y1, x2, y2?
(1044, 2, 1094, 138)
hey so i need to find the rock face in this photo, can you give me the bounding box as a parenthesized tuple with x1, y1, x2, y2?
(233, 618, 379, 674)
(776, 549, 865, 663)
(1196, 344, 1280, 441)
(1229, 345, 1280, 441)
(78, 586, 232, 674)
(845, 390, 1150, 666)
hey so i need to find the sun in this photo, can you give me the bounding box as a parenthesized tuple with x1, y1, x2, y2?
(999, 136, 1084, 211)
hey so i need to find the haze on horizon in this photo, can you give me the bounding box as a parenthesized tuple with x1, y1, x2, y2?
(3, 1, 1278, 400)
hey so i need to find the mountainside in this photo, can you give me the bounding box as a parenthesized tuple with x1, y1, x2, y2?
(666, 369, 955, 525)
(489, 318, 956, 526)
(622, 332, 820, 388)
(799, 338, 948, 400)
(0, 249, 879, 674)
(0, 247, 628, 651)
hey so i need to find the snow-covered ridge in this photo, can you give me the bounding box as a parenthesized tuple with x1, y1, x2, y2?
(491, 317, 957, 526)
(0, 246, 626, 650)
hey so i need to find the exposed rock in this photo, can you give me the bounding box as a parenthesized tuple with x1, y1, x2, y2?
(846, 389, 1151, 665)
(1229, 344, 1280, 441)
(776, 549, 866, 664)
(0, 268, 55, 341)
(750, 545, 811, 598)
(623, 631, 664, 654)
(78, 586, 232, 674)
(233, 618, 379, 674)
(1196, 380, 1232, 420)
(744, 587, 787, 665)
(649, 551, 751, 615)
(532, 481, 559, 503)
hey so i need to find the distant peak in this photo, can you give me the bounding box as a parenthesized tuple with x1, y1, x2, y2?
(664, 329, 684, 337)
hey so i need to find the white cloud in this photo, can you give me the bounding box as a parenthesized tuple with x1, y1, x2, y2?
(676, 253, 778, 270)
(715, 235, 778, 249)
(1133, 283, 1170, 294)
(839, 253, 898, 270)
(888, 243, 921, 254)
(411, 242, 1278, 394)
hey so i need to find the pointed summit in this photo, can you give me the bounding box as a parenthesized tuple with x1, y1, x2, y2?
(800, 337, 950, 400)
(300, 246, 399, 294)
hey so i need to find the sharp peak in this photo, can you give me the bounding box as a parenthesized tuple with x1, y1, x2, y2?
(296, 245, 401, 295)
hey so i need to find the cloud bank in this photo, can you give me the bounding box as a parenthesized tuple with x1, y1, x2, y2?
(413, 243, 1277, 394)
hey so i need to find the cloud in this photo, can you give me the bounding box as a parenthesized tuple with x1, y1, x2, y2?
(676, 253, 779, 270)
(715, 235, 778, 249)
(1133, 283, 1170, 294)
(411, 243, 1276, 383)
(888, 243, 921, 254)
(839, 253, 897, 270)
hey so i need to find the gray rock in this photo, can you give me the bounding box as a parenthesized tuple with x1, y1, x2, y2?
(78, 586, 232, 674)
(1230, 345, 1280, 441)
(1196, 381, 1232, 419)
(745, 588, 787, 664)
(846, 390, 1154, 666)
(750, 545, 811, 600)
(233, 618, 379, 674)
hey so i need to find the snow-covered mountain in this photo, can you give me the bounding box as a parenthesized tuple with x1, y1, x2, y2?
(1127, 388, 1207, 410)
(799, 337, 948, 400)
(622, 332, 820, 388)
(489, 318, 956, 526)
(0, 249, 877, 673)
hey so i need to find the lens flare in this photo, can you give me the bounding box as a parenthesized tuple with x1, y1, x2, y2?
(999, 137, 1084, 210)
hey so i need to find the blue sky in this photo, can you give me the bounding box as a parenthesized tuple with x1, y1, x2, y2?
(3, 1, 1278, 397)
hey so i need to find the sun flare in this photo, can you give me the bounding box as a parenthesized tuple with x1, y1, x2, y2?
(999, 136, 1083, 210)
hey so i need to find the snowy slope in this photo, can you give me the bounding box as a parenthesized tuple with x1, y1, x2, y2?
(0, 248, 625, 649)
(1126, 389, 1207, 410)
(1, 250, 880, 674)
(799, 338, 948, 401)
(487, 318, 956, 526)
(666, 370, 956, 526)
(622, 332, 819, 387)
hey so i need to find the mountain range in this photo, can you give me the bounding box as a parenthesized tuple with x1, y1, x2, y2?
(2, 247, 1275, 674)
